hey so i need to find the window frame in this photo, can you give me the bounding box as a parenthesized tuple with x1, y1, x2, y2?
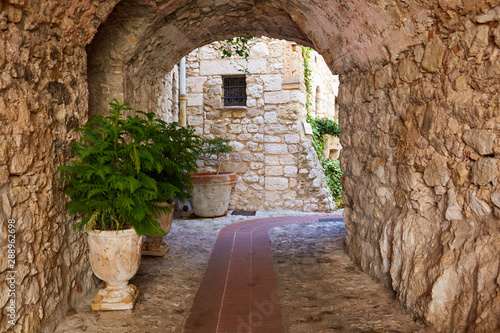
(222, 76, 247, 107)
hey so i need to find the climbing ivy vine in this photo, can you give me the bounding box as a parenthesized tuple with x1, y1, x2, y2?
(302, 46, 313, 113)
(219, 36, 254, 60)
(323, 158, 343, 203)
(219, 36, 254, 73)
(301, 46, 343, 207)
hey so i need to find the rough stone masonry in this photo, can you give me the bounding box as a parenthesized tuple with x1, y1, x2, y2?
(340, 4, 500, 331)
(177, 37, 338, 212)
(1, 1, 500, 332)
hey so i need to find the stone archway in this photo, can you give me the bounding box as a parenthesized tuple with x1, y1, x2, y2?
(2, 1, 500, 332)
(88, 2, 500, 330)
(86, 0, 422, 116)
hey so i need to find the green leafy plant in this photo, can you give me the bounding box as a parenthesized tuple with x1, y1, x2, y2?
(201, 137, 234, 174)
(147, 122, 203, 204)
(308, 119, 343, 205)
(301, 45, 343, 205)
(219, 36, 255, 73)
(323, 159, 343, 206)
(58, 100, 202, 236)
(307, 116, 343, 205)
(219, 36, 254, 60)
(308, 116, 341, 153)
(312, 117, 340, 137)
(302, 46, 313, 113)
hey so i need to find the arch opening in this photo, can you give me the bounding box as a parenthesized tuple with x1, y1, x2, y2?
(164, 36, 343, 212)
(86, 0, 415, 117)
(83, 1, 500, 332)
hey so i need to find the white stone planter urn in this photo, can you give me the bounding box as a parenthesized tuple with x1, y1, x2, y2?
(88, 228, 142, 311)
(142, 202, 175, 256)
(189, 172, 237, 217)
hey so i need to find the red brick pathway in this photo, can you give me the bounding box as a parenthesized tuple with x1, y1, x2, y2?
(183, 214, 343, 333)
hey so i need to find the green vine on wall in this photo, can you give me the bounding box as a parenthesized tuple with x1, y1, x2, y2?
(301, 46, 343, 206)
(302, 46, 313, 113)
(309, 117, 340, 153)
(220, 36, 255, 73)
(220, 36, 254, 59)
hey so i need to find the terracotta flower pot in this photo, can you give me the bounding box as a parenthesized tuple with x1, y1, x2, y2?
(88, 228, 142, 311)
(142, 202, 175, 256)
(189, 172, 237, 217)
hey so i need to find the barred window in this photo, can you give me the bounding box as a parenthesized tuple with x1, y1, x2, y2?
(222, 76, 246, 106)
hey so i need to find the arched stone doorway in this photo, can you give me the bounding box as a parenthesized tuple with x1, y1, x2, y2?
(85, 1, 500, 331)
(2, 1, 499, 332)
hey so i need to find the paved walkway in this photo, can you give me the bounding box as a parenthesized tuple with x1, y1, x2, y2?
(54, 211, 430, 333)
(183, 215, 339, 333)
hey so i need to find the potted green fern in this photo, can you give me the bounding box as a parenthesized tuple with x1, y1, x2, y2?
(189, 137, 237, 217)
(58, 100, 201, 310)
(142, 122, 202, 256)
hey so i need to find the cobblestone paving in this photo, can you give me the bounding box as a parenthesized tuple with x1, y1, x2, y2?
(55, 210, 432, 333)
(54, 211, 331, 333)
(270, 221, 433, 333)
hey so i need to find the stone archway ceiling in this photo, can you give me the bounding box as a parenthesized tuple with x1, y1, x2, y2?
(124, 0, 315, 79)
(102, 0, 434, 80)
(86, 0, 500, 116)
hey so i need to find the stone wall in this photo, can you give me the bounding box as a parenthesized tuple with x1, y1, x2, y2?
(87, 0, 156, 117)
(340, 6, 500, 331)
(0, 2, 119, 332)
(157, 65, 180, 124)
(182, 38, 336, 212)
(307, 51, 340, 121)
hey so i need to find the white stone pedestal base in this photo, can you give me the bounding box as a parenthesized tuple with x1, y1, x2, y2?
(142, 236, 169, 256)
(91, 284, 139, 311)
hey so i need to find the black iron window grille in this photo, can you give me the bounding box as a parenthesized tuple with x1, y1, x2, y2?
(222, 76, 246, 106)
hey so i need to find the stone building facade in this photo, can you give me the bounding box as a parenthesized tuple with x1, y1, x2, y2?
(2, 1, 500, 332)
(165, 37, 339, 212)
